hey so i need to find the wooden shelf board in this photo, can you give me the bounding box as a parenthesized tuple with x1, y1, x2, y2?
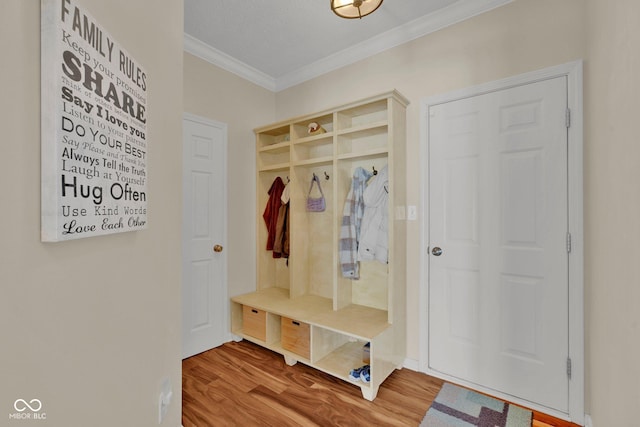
(232, 287, 290, 307)
(255, 123, 290, 135)
(337, 121, 387, 136)
(258, 163, 290, 172)
(292, 157, 333, 167)
(313, 304, 390, 339)
(258, 141, 290, 153)
(292, 132, 334, 145)
(233, 289, 332, 323)
(337, 148, 388, 161)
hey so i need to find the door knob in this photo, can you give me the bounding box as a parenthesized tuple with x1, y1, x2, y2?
(431, 247, 442, 256)
(213, 244, 223, 253)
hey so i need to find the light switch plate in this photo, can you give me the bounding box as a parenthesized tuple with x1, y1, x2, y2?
(159, 377, 172, 424)
(407, 205, 417, 221)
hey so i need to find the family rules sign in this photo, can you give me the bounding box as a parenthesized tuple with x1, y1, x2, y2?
(41, 0, 148, 241)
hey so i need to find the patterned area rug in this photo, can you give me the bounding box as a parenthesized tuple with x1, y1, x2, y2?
(420, 383, 533, 427)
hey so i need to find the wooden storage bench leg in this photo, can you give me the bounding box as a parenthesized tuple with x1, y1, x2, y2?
(283, 355, 297, 366)
(361, 385, 379, 401)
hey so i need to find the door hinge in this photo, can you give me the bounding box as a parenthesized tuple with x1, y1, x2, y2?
(566, 232, 572, 253)
(565, 108, 571, 128)
(566, 357, 572, 379)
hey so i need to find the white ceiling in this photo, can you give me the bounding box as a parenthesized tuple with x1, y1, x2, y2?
(184, 0, 512, 92)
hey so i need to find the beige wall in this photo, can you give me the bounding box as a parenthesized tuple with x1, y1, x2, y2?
(585, 0, 640, 425)
(1, 1, 183, 426)
(183, 53, 275, 298)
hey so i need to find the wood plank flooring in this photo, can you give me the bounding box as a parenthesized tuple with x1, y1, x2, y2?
(182, 340, 580, 427)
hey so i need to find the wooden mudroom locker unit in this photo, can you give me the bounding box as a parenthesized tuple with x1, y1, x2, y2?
(231, 90, 408, 400)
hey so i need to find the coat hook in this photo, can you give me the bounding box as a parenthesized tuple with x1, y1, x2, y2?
(324, 171, 330, 180)
(286, 176, 290, 183)
(372, 166, 378, 175)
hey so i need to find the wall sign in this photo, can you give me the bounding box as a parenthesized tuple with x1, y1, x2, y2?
(41, 0, 148, 241)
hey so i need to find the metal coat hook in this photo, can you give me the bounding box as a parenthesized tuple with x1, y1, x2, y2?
(324, 171, 330, 180)
(372, 166, 378, 175)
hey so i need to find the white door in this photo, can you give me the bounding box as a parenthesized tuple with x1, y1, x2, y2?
(182, 114, 228, 359)
(428, 77, 569, 412)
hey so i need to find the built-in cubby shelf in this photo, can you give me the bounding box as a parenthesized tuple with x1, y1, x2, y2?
(232, 90, 408, 401)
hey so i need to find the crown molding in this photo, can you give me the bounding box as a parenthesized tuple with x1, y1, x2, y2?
(184, 0, 513, 93)
(184, 33, 276, 92)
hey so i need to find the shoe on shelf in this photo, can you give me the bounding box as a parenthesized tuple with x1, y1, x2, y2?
(349, 365, 368, 381)
(360, 365, 371, 383)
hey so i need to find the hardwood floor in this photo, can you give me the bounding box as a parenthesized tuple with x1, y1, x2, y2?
(182, 340, 580, 427)
(183, 340, 442, 426)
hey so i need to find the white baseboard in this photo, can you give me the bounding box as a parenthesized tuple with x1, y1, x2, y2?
(403, 357, 421, 371)
(584, 414, 593, 427)
(228, 333, 242, 343)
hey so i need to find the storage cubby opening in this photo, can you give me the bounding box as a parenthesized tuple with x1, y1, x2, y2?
(290, 165, 334, 300)
(337, 99, 388, 130)
(233, 303, 284, 347)
(258, 171, 291, 291)
(292, 114, 334, 140)
(257, 125, 291, 149)
(258, 146, 290, 170)
(335, 156, 390, 311)
(313, 327, 370, 382)
(292, 135, 334, 164)
(337, 126, 388, 157)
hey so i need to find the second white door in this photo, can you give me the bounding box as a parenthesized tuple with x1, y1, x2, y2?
(428, 76, 569, 412)
(182, 114, 228, 359)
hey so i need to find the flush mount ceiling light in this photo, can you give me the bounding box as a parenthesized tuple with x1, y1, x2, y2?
(331, 0, 383, 19)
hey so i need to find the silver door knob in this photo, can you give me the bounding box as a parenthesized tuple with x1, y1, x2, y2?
(213, 244, 223, 253)
(431, 247, 442, 256)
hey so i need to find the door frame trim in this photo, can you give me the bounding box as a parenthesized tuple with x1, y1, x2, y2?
(418, 61, 584, 423)
(182, 112, 229, 357)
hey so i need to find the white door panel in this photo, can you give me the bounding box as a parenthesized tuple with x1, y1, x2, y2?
(429, 77, 569, 412)
(182, 115, 227, 359)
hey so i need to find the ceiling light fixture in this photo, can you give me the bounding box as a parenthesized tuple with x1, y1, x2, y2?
(331, 0, 383, 19)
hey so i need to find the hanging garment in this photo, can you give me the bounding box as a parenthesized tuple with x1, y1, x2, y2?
(263, 177, 285, 257)
(358, 165, 389, 264)
(339, 167, 373, 279)
(281, 181, 290, 205)
(273, 181, 290, 258)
